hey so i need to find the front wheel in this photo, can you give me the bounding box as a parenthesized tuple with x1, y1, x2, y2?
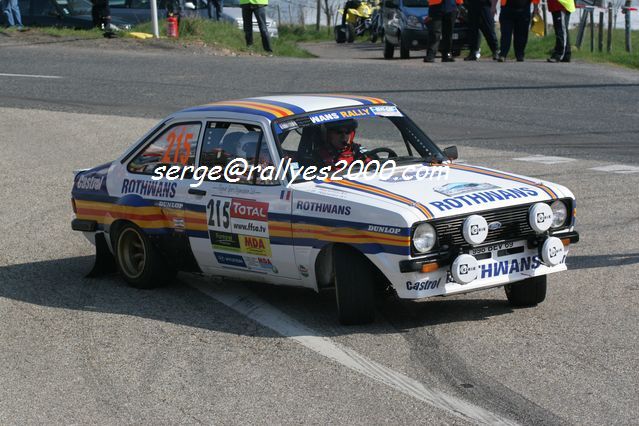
(505, 275, 547, 307)
(347, 23, 356, 43)
(115, 223, 175, 289)
(333, 245, 376, 325)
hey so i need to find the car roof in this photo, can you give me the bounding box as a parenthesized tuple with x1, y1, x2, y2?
(178, 94, 394, 121)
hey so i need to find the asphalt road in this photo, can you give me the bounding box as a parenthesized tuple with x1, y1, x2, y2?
(1, 39, 638, 424)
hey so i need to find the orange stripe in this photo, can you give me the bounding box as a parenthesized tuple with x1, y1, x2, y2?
(331, 179, 433, 219)
(209, 100, 292, 117)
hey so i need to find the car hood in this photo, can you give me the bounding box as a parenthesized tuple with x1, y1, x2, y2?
(294, 162, 571, 221)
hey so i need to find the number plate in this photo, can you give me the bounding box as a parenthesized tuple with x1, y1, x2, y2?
(469, 241, 520, 256)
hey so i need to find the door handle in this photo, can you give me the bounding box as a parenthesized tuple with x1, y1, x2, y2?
(188, 188, 206, 196)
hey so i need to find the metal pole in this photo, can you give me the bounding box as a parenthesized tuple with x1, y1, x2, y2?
(150, 0, 159, 38)
(624, 0, 632, 52)
(288, 4, 292, 24)
(598, 10, 604, 51)
(607, 2, 613, 52)
(576, 8, 588, 48)
(316, 0, 321, 30)
(542, 1, 548, 36)
(277, 4, 281, 27)
(590, 8, 595, 52)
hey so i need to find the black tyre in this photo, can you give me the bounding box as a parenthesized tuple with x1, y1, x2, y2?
(505, 275, 547, 307)
(347, 23, 356, 43)
(383, 37, 395, 59)
(333, 245, 376, 325)
(115, 223, 175, 289)
(370, 31, 378, 43)
(399, 33, 410, 59)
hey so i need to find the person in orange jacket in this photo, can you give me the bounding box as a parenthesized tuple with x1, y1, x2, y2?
(496, 0, 539, 62)
(317, 120, 371, 167)
(424, 0, 463, 63)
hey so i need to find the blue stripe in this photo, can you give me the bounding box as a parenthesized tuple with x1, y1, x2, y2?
(287, 237, 409, 255)
(269, 213, 410, 237)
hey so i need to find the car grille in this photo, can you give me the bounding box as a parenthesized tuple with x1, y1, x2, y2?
(432, 203, 539, 248)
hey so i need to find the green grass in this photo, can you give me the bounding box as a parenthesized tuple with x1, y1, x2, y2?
(130, 18, 320, 57)
(278, 24, 335, 42)
(0, 26, 104, 39)
(483, 28, 639, 69)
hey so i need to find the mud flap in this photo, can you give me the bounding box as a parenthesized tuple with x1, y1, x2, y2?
(86, 233, 117, 277)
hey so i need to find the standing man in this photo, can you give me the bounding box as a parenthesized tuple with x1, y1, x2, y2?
(2, 0, 23, 29)
(464, 0, 499, 60)
(547, 0, 574, 62)
(424, 0, 462, 62)
(240, 0, 273, 53)
(91, 0, 112, 32)
(497, 0, 539, 62)
(208, 0, 223, 21)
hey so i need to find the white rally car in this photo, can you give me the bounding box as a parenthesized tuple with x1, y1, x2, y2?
(71, 94, 579, 325)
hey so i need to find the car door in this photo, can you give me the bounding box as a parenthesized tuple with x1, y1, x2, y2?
(186, 120, 299, 281)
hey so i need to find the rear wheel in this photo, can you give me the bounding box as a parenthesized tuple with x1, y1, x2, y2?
(399, 33, 410, 59)
(115, 223, 175, 289)
(333, 245, 376, 325)
(505, 275, 547, 307)
(383, 37, 395, 59)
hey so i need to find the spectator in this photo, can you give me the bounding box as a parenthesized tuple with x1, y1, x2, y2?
(91, 0, 111, 31)
(464, 0, 499, 60)
(239, 0, 272, 53)
(167, 0, 184, 21)
(424, 0, 463, 63)
(2, 0, 23, 29)
(497, 0, 539, 62)
(208, 0, 223, 21)
(547, 0, 575, 62)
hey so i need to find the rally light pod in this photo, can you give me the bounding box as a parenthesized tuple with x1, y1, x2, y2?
(529, 203, 553, 233)
(462, 215, 488, 245)
(541, 237, 565, 266)
(451, 254, 479, 285)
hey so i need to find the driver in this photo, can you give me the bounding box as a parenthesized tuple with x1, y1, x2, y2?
(317, 119, 371, 167)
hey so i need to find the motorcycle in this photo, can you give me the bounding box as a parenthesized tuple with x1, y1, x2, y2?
(334, 0, 376, 44)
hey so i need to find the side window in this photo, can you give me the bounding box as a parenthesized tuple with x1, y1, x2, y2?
(128, 122, 201, 174)
(199, 122, 276, 185)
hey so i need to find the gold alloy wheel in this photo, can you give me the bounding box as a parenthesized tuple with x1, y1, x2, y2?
(117, 227, 146, 279)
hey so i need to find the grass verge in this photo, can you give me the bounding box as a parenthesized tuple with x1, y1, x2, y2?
(130, 19, 327, 57)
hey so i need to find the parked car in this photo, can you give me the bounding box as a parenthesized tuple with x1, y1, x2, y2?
(108, 0, 278, 37)
(18, 0, 135, 29)
(71, 94, 579, 325)
(382, 0, 470, 59)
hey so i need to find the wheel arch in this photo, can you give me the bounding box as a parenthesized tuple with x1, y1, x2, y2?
(314, 242, 389, 292)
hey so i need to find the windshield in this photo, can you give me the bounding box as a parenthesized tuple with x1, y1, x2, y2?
(55, 0, 92, 14)
(273, 105, 445, 182)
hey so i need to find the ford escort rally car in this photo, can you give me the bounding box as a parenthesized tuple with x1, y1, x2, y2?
(71, 94, 579, 325)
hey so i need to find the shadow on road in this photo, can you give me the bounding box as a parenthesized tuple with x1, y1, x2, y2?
(0, 255, 519, 337)
(567, 253, 639, 270)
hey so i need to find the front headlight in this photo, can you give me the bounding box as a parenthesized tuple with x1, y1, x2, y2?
(413, 223, 436, 253)
(406, 15, 422, 29)
(550, 200, 567, 228)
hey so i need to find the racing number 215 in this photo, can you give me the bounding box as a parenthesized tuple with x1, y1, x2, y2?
(207, 198, 230, 230)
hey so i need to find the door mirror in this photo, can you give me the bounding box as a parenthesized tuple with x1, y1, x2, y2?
(443, 146, 458, 160)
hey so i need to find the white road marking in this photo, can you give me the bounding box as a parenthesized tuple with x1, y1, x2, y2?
(513, 155, 576, 165)
(0, 72, 63, 79)
(190, 281, 518, 426)
(590, 164, 639, 174)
